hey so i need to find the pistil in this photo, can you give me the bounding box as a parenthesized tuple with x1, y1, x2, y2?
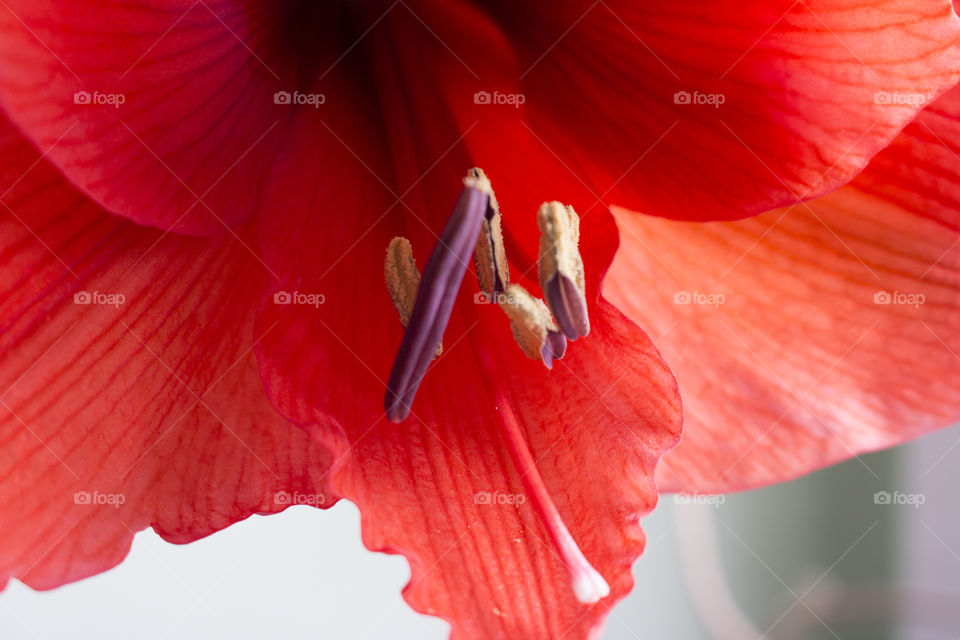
(478, 350, 610, 604)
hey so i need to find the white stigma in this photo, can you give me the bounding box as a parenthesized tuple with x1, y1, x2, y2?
(571, 564, 611, 604)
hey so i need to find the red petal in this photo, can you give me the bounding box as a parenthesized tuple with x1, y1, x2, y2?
(6, 1, 959, 234)
(853, 86, 960, 231)
(326, 302, 680, 640)
(429, 0, 960, 220)
(606, 85, 960, 491)
(253, 96, 681, 637)
(0, 118, 333, 590)
(0, 1, 293, 234)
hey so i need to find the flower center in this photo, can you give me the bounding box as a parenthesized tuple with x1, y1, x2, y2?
(383, 169, 606, 604)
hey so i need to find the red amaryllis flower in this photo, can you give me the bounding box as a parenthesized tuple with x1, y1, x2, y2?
(0, 1, 959, 639)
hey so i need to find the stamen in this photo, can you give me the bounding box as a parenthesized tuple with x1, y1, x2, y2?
(470, 168, 509, 300)
(478, 350, 610, 604)
(496, 284, 567, 369)
(538, 202, 590, 340)
(384, 171, 605, 602)
(543, 329, 567, 367)
(384, 172, 492, 422)
(385, 237, 442, 356)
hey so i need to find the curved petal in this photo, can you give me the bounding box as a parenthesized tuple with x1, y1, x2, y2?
(0, 0, 300, 233)
(0, 118, 334, 590)
(328, 300, 681, 640)
(253, 90, 681, 637)
(605, 86, 960, 492)
(853, 86, 960, 231)
(430, 0, 960, 221)
(7, 0, 958, 234)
